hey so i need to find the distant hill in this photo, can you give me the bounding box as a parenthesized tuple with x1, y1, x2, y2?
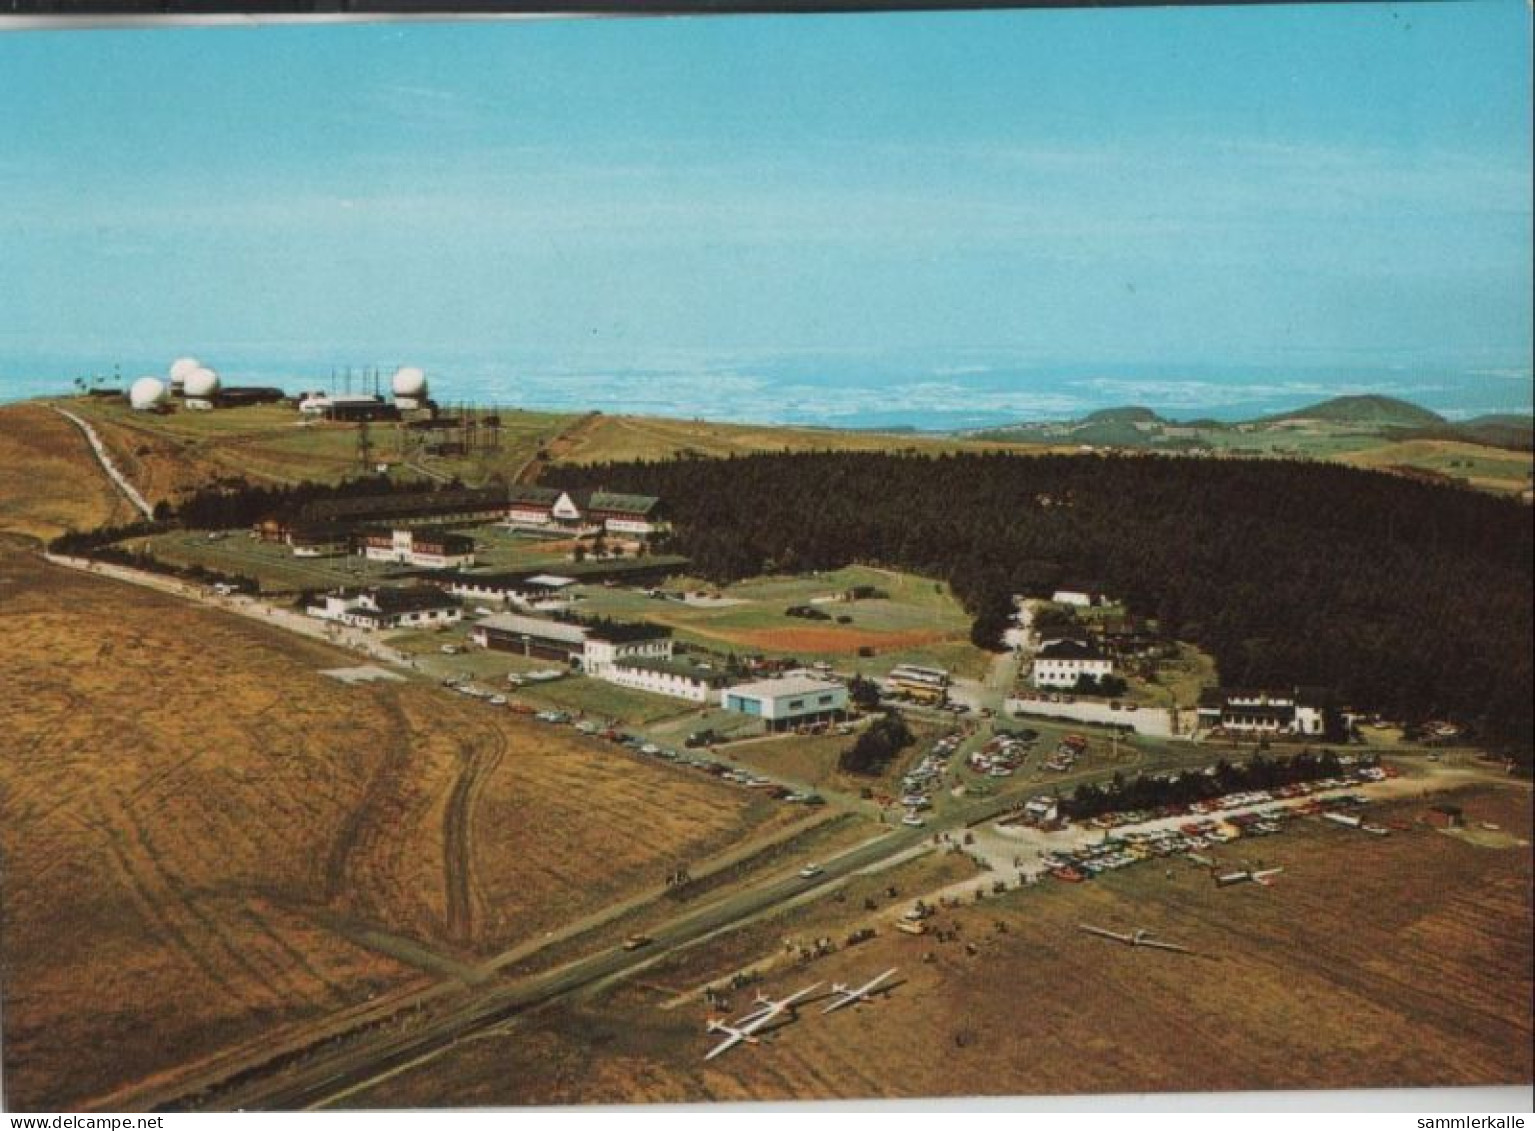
(1450, 414, 1535, 452)
(1080, 406, 1165, 425)
(955, 393, 1532, 492)
(1259, 394, 1447, 429)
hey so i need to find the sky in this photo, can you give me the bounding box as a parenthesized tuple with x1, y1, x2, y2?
(0, 4, 1530, 422)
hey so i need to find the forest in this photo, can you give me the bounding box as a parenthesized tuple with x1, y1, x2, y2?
(548, 451, 1534, 752)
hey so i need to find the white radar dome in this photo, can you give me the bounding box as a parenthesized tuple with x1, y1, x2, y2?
(168, 357, 201, 386)
(392, 366, 427, 398)
(128, 376, 168, 410)
(184, 366, 221, 398)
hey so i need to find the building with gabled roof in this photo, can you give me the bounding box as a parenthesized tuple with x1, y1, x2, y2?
(360, 525, 477, 569)
(306, 585, 462, 629)
(1196, 686, 1329, 736)
(470, 611, 672, 672)
(1031, 639, 1113, 689)
(504, 485, 667, 538)
(603, 655, 732, 703)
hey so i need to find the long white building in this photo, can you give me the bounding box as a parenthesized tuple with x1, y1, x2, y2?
(602, 656, 729, 703)
(471, 611, 672, 673)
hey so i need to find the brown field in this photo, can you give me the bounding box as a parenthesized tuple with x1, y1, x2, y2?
(0, 403, 128, 540)
(0, 545, 803, 1110)
(1337, 438, 1533, 496)
(358, 783, 1532, 1106)
(66, 408, 234, 508)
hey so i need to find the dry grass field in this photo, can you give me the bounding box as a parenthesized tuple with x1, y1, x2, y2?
(555, 413, 1030, 465)
(0, 403, 129, 540)
(358, 784, 1532, 1106)
(0, 541, 806, 1110)
(1337, 438, 1533, 496)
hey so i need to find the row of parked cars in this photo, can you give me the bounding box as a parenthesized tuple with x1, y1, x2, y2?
(592, 729, 828, 807)
(1080, 765, 1393, 832)
(896, 732, 967, 827)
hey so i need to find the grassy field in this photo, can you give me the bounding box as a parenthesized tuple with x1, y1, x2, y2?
(0, 541, 809, 1110)
(54, 398, 578, 500)
(127, 525, 585, 596)
(357, 782, 1533, 1105)
(568, 565, 988, 678)
(0, 403, 131, 540)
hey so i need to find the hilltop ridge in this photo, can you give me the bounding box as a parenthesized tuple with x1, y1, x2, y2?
(1256, 394, 1447, 429)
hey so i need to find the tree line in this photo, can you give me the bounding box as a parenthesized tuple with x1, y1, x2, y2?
(547, 450, 1533, 754)
(167, 473, 467, 530)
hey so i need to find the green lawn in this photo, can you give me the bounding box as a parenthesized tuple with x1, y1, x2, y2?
(508, 674, 702, 726)
(565, 564, 987, 677)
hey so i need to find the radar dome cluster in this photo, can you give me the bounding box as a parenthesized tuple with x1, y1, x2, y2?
(128, 376, 168, 410)
(168, 357, 201, 388)
(183, 366, 221, 399)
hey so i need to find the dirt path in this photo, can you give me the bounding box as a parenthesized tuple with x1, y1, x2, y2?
(51, 405, 155, 518)
(516, 411, 603, 483)
(442, 725, 505, 947)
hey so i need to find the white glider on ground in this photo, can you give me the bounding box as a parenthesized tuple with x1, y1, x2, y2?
(821, 968, 900, 1014)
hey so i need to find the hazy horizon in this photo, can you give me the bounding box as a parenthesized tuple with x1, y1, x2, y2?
(1, 5, 1530, 428)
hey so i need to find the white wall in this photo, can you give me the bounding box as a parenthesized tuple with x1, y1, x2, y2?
(1006, 696, 1182, 738)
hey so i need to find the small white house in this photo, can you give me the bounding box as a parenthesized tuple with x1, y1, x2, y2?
(307, 586, 462, 630)
(1031, 639, 1114, 689)
(722, 672, 849, 732)
(1051, 588, 1101, 607)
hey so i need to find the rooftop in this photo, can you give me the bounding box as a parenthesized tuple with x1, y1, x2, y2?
(474, 611, 669, 645)
(725, 672, 845, 700)
(475, 611, 590, 645)
(612, 656, 731, 684)
(1035, 639, 1107, 661)
(367, 586, 461, 614)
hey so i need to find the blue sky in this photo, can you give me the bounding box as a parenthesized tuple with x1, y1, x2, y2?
(0, 4, 1530, 418)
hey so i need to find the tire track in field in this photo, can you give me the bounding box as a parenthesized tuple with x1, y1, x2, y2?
(322, 694, 414, 903)
(84, 798, 262, 1011)
(443, 721, 506, 948)
(115, 789, 305, 1007)
(236, 903, 349, 1004)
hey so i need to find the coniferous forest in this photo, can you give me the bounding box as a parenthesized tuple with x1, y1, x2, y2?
(549, 451, 1533, 753)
